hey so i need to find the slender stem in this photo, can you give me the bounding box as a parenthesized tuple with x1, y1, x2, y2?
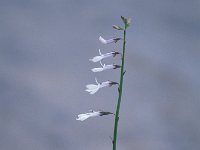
(112, 26, 127, 150)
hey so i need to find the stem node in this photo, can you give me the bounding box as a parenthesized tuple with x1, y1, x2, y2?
(123, 70, 126, 76)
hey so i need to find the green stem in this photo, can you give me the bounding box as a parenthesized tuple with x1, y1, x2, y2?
(112, 27, 127, 150)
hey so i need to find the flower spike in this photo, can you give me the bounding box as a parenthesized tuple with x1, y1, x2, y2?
(77, 16, 130, 150)
(89, 49, 120, 63)
(99, 36, 122, 44)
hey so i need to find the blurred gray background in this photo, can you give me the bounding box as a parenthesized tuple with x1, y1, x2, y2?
(0, 0, 200, 150)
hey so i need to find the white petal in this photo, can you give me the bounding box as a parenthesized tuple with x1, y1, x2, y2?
(91, 64, 115, 73)
(76, 114, 90, 121)
(104, 64, 114, 70)
(99, 36, 108, 44)
(89, 56, 103, 62)
(102, 52, 114, 57)
(99, 36, 118, 44)
(98, 49, 102, 55)
(88, 88, 99, 94)
(91, 67, 104, 72)
(86, 84, 98, 89)
(76, 111, 101, 121)
(105, 39, 115, 44)
(95, 77, 99, 84)
(100, 81, 110, 88)
(85, 89, 93, 93)
(89, 51, 116, 63)
(85, 84, 100, 94)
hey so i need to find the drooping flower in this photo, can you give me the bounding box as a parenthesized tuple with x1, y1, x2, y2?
(76, 110, 113, 121)
(99, 36, 121, 44)
(89, 49, 120, 63)
(85, 78, 118, 94)
(91, 61, 120, 72)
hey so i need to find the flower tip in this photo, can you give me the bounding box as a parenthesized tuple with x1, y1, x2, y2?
(121, 16, 126, 23)
(121, 16, 131, 27)
(99, 36, 103, 41)
(99, 36, 106, 44)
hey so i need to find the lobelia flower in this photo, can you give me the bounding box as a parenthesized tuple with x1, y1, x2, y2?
(85, 78, 118, 94)
(89, 49, 120, 63)
(76, 110, 113, 121)
(99, 36, 121, 44)
(91, 61, 120, 72)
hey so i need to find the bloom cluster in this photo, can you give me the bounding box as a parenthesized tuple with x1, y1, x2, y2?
(76, 16, 131, 150)
(76, 36, 121, 121)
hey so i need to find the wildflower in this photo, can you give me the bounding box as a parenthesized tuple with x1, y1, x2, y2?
(89, 49, 120, 63)
(76, 110, 113, 121)
(99, 36, 121, 44)
(85, 78, 118, 94)
(91, 61, 120, 72)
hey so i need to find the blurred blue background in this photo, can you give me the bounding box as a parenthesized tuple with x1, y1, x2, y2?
(0, 0, 200, 150)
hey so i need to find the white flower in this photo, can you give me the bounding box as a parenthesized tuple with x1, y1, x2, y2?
(99, 36, 121, 44)
(76, 110, 100, 121)
(89, 49, 120, 63)
(76, 110, 113, 121)
(85, 78, 118, 94)
(85, 78, 100, 94)
(91, 61, 120, 72)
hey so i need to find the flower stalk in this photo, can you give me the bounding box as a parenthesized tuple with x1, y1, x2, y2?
(76, 16, 130, 150)
(112, 16, 129, 150)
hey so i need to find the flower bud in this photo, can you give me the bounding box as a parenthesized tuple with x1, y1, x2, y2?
(121, 16, 131, 28)
(112, 25, 124, 30)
